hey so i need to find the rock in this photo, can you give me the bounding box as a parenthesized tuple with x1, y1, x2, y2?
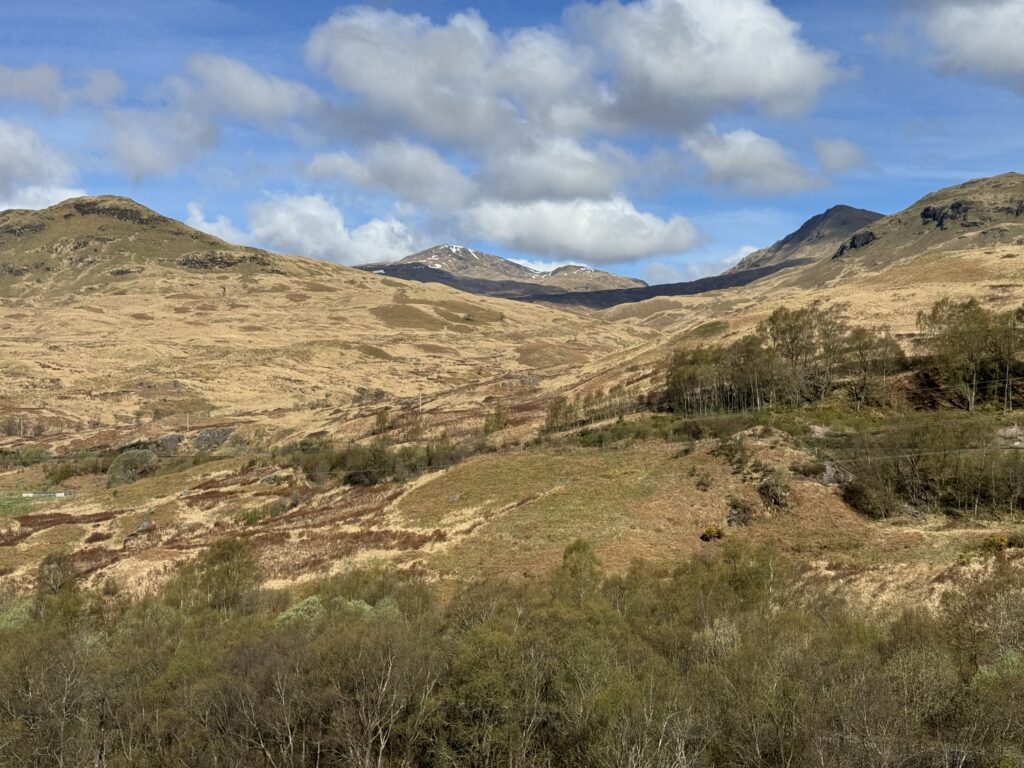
(123, 518, 158, 552)
(191, 426, 234, 452)
(177, 249, 281, 272)
(833, 231, 878, 258)
(155, 433, 182, 455)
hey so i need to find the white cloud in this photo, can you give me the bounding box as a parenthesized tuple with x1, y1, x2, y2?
(815, 138, 869, 174)
(78, 69, 125, 106)
(509, 257, 576, 273)
(306, 7, 603, 147)
(308, 141, 477, 211)
(185, 54, 321, 125)
(0, 185, 85, 211)
(685, 126, 815, 194)
(0, 120, 83, 209)
(185, 202, 248, 243)
(108, 109, 218, 180)
(567, 0, 841, 125)
(480, 138, 626, 201)
(466, 197, 698, 263)
(0, 64, 123, 110)
(306, 1, 838, 145)
(0, 64, 65, 110)
(923, 0, 1024, 90)
(248, 194, 425, 264)
(645, 244, 755, 283)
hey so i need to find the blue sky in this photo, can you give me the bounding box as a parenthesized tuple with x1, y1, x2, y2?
(1, 0, 1023, 282)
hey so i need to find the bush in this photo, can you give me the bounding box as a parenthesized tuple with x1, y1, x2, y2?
(106, 449, 158, 487)
(483, 406, 508, 435)
(694, 471, 712, 491)
(712, 436, 749, 472)
(727, 496, 756, 526)
(841, 477, 901, 519)
(758, 469, 791, 510)
(790, 458, 826, 478)
(700, 524, 725, 541)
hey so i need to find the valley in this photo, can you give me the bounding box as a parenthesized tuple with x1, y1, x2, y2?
(2, 174, 1023, 603)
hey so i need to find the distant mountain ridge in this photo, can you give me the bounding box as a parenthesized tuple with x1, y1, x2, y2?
(357, 244, 646, 299)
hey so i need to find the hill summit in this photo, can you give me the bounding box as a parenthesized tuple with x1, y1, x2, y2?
(729, 204, 883, 273)
(358, 244, 645, 300)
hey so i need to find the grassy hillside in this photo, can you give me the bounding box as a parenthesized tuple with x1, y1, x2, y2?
(1, 181, 1023, 604)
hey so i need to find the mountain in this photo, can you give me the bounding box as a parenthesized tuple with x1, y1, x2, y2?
(0, 180, 1021, 602)
(815, 171, 1024, 271)
(472, 205, 883, 311)
(592, 172, 1024, 336)
(728, 204, 883, 272)
(358, 244, 646, 300)
(0, 196, 646, 433)
(535, 176, 1024, 310)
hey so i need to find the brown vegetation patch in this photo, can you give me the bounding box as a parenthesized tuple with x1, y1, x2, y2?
(15, 510, 117, 534)
(370, 304, 448, 331)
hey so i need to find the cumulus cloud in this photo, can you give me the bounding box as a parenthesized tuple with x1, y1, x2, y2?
(480, 138, 627, 201)
(306, 8, 600, 147)
(185, 202, 248, 243)
(108, 109, 218, 180)
(309, 141, 477, 211)
(191, 194, 422, 264)
(567, 0, 841, 126)
(249, 195, 424, 264)
(644, 244, 755, 284)
(510, 257, 577, 273)
(305, 1, 837, 147)
(0, 119, 83, 209)
(185, 54, 321, 125)
(0, 64, 123, 110)
(923, 0, 1024, 91)
(815, 138, 869, 174)
(466, 197, 698, 263)
(185, 195, 426, 264)
(0, 64, 64, 110)
(103, 56, 316, 178)
(684, 126, 815, 194)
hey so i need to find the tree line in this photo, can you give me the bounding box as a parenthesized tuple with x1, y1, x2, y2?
(1, 539, 1023, 766)
(662, 299, 1023, 416)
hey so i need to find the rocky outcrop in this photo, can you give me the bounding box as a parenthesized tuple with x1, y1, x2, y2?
(191, 427, 234, 452)
(833, 231, 878, 258)
(177, 250, 278, 271)
(70, 199, 168, 226)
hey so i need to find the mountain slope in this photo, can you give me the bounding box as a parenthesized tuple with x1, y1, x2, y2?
(358, 244, 645, 299)
(498, 206, 881, 310)
(728, 204, 883, 272)
(591, 172, 1024, 340)
(0, 197, 649, 439)
(795, 171, 1024, 284)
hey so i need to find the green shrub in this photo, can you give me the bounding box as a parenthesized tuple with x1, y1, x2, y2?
(483, 406, 509, 435)
(106, 449, 158, 487)
(276, 595, 324, 625)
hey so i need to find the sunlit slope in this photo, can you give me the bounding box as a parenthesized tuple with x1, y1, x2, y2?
(0, 196, 649, 438)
